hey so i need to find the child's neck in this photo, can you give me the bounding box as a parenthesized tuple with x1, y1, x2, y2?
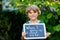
(30, 19, 38, 23)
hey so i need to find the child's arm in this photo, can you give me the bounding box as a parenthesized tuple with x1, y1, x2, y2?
(21, 24, 26, 40)
(22, 32, 26, 37)
(45, 32, 51, 39)
(21, 32, 26, 40)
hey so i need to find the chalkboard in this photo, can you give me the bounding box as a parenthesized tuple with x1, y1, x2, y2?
(23, 23, 46, 39)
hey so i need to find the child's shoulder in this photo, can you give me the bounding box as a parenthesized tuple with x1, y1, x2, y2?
(39, 20, 45, 23)
(23, 21, 30, 25)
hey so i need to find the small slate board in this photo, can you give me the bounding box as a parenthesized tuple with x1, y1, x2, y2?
(23, 23, 46, 39)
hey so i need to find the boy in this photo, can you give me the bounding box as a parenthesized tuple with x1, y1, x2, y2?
(21, 5, 51, 40)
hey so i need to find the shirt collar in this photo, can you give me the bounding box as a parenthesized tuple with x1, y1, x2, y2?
(28, 20, 40, 24)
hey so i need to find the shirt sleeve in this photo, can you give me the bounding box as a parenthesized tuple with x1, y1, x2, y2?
(22, 24, 24, 32)
(22, 27, 24, 32)
(22, 22, 29, 32)
(44, 23, 47, 33)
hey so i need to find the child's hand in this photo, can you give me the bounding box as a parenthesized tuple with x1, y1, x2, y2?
(45, 32, 51, 39)
(21, 32, 26, 40)
(22, 32, 26, 37)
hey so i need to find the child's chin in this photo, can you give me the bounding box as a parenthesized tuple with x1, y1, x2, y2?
(30, 18, 37, 20)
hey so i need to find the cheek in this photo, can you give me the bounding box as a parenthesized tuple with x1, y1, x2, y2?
(35, 14, 39, 17)
(28, 13, 32, 16)
(27, 14, 31, 18)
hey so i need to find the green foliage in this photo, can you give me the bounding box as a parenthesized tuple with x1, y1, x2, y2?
(47, 13, 53, 19)
(54, 24, 60, 32)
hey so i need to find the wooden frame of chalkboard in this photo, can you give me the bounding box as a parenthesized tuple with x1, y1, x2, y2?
(23, 23, 46, 39)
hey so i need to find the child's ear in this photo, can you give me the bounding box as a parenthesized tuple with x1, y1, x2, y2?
(39, 11, 41, 15)
(39, 13, 41, 15)
(26, 14, 27, 16)
(26, 13, 28, 17)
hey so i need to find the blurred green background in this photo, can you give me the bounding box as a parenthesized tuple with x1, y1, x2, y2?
(0, 0, 60, 40)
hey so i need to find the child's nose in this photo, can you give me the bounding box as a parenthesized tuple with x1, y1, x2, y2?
(31, 12, 34, 14)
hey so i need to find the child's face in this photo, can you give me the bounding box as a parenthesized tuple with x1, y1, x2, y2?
(27, 10, 39, 20)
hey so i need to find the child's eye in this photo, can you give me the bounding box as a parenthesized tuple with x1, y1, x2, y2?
(27, 11, 32, 14)
(29, 11, 37, 14)
(29, 12, 32, 14)
(34, 11, 37, 13)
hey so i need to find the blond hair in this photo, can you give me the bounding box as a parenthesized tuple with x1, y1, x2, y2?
(26, 5, 41, 15)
